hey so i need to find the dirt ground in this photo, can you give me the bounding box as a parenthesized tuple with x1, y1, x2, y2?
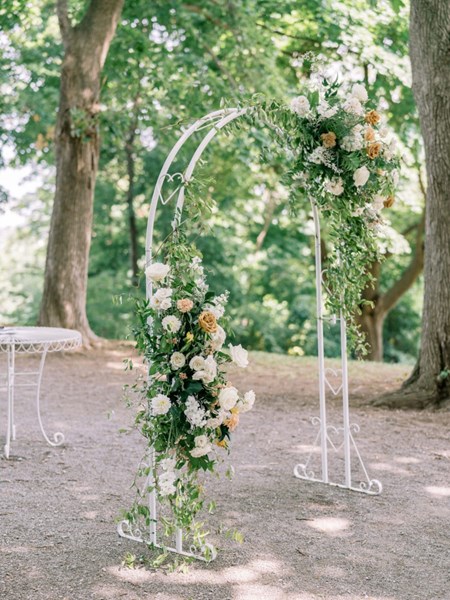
(0, 342, 449, 600)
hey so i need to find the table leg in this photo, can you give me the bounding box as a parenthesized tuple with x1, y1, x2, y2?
(36, 349, 65, 447)
(4, 344, 15, 458)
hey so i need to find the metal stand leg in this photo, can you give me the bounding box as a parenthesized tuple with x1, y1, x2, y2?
(294, 200, 382, 495)
(36, 350, 65, 447)
(340, 311, 352, 489)
(4, 345, 15, 459)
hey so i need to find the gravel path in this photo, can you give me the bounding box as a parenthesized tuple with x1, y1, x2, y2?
(1, 343, 449, 600)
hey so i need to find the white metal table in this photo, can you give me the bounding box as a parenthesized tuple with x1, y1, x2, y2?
(0, 326, 82, 458)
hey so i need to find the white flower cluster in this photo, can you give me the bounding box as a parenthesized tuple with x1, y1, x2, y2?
(184, 395, 206, 428)
(341, 124, 365, 152)
(158, 456, 177, 496)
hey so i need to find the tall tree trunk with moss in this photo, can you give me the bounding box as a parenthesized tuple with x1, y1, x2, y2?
(375, 0, 450, 407)
(38, 0, 124, 344)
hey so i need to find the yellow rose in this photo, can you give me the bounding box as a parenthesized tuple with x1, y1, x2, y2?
(365, 110, 381, 125)
(366, 142, 382, 159)
(198, 311, 218, 333)
(320, 131, 337, 148)
(224, 412, 240, 432)
(383, 196, 395, 208)
(364, 126, 375, 142)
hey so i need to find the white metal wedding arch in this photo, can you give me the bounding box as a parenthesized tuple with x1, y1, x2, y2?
(118, 107, 382, 561)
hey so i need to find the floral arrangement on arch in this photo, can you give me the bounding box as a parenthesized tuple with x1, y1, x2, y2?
(129, 239, 255, 547)
(248, 67, 401, 352)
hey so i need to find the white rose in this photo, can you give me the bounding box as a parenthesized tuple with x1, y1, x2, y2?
(145, 262, 170, 282)
(162, 315, 181, 333)
(239, 390, 256, 413)
(190, 434, 212, 458)
(343, 97, 364, 116)
(206, 414, 224, 429)
(155, 287, 172, 298)
(290, 95, 310, 116)
(353, 166, 370, 187)
(170, 352, 186, 369)
(210, 325, 226, 351)
(317, 101, 338, 119)
(325, 178, 344, 196)
(150, 294, 172, 311)
(159, 457, 177, 471)
(372, 195, 385, 212)
(379, 127, 389, 138)
(151, 394, 171, 415)
(309, 146, 327, 164)
(218, 386, 239, 411)
(351, 83, 368, 103)
(158, 470, 177, 496)
(204, 355, 217, 376)
(189, 356, 205, 371)
(192, 370, 215, 384)
(229, 344, 249, 368)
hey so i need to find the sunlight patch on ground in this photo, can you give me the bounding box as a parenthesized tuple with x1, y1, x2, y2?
(424, 485, 450, 497)
(233, 583, 301, 600)
(106, 361, 127, 371)
(394, 456, 421, 464)
(107, 558, 283, 587)
(292, 444, 320, 454)
(306, 516, 350, 534)
(107, 565, 155, 584)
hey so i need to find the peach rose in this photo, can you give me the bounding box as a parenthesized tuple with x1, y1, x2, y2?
(364, 126, 375, 142)
(383, 196, 395, 208)
(320, 131, 337, 148)
(366, 142, 382, 159)
(224, 412, 240, 431)
(177, 298, 194, 313)
(198, 311, 218, 333)
(365, 110, 381, 125)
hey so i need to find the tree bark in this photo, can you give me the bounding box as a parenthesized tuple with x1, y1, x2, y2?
(374, 1, 450, 407)
(125, 117, 139, 287)
(356, 214, 425, 362)
(38, 0, 124, 344)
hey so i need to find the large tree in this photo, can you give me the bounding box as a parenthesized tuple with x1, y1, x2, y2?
(38, 0, 124, 343)
(377, 0, 450, 407)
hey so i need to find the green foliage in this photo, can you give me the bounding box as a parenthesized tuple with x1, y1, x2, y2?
(0, 0, 424, 364)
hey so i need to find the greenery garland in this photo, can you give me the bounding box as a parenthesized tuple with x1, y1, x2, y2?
(126, 237, 254, 557)
(240, 71, 400, 353)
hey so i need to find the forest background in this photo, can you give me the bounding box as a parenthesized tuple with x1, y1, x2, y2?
(0, 0, 424, 364)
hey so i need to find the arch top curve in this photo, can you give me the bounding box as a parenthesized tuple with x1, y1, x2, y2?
(145, 107, 249, 268)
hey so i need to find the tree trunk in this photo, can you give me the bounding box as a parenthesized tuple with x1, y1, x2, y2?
(374, 1, 450, 408)
(125, 132, 139, 287)
(357, 307, 384, 362)
(38, 0, 124, 344)
(125, 93, 141, 287)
